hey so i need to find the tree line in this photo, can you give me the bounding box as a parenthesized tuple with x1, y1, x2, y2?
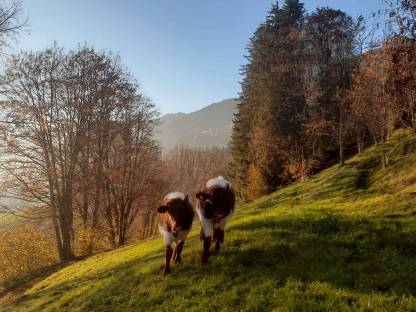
(229, 0, 416, 201)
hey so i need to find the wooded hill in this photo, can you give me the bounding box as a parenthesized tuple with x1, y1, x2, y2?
(230, 0, 416, 201)
(158, 98, 237, 152)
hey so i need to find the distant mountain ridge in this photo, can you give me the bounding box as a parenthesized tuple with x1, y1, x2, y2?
(157, 98, 238, 152)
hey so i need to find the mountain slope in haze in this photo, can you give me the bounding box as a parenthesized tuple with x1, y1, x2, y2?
(157, 98, 238, 151)
(3, 129, 416, 311)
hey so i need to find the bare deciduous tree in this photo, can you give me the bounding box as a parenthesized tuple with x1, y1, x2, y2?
(0, 0, 28, 50)
(164, 146, 230, 195)
(0, 45, 160, 260)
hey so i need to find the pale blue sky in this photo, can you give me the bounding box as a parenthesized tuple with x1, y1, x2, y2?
(15, 0, 385, 114)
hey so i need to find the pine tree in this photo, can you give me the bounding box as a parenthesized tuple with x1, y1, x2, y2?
(230, 1, 306, 199)
(229, 24, 270, 199)
(304, 8, 357, 165)
(230, 2, 362, 199)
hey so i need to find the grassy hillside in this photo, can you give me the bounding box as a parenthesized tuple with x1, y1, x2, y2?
(3, 129, 416, 311)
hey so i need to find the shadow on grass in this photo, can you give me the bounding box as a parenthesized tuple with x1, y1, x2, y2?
(0, 247, 142, 306)
(225, 213, 416, 296)
(4, 212, 416, 311)
(4, 248, 165, 311)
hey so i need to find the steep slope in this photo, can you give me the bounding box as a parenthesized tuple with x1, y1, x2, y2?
(157, 98, 237, 151)
(3, 129, 416, 311)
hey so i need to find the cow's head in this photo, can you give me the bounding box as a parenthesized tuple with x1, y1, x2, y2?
(196, 190, 215, 218)
(197, 184, 230, 203)
(157, 195, 191, 235)
(196, 191, 210, 201)
(196, 185, 233, 219)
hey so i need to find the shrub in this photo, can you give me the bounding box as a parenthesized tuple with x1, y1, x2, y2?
(0, 223, 57, 291)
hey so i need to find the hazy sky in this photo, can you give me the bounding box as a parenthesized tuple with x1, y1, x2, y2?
(15, 0, 385, 114)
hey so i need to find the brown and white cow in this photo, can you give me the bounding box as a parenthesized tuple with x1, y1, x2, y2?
(157, 192, 194, 275)
(196, 176, 235, 264)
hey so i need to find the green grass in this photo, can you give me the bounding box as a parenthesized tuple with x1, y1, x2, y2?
(3, 129, 416, 311)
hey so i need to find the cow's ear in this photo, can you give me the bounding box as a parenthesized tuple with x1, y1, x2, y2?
(157, 205, 169, 214)
(196, 191, 210, 201)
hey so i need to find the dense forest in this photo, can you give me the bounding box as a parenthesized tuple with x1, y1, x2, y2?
(230, 0, 416, 200)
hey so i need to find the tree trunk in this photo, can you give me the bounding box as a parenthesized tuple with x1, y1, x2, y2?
(52, 216, 63, 260)
(357, 138, 363, 155)
(81, 134, 91, 226)
(339, 130, 344, 166)
(61, 230, 73, 261)
(300, 157, 308, 182)
(381, 132, 389, 169)
(118, 221, 126, 247)
(92, 160, 103, 228)
(59, 196, 74, 261)
(118, 204, 130, 247)
(382, 146, 389, 168)
(58, 219, 74, 261)
(357, 131, 364, 155)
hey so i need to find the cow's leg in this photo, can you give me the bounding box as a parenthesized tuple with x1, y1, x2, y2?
(213, 228, 218, 251)
(161, 229, 174, 275)
(200, 215, 213, 264)
(174, 241, 184, 264)
(199, 227, 205, 241)
(202, 236, 212, 264)
(214, 229, 224, 253)
(164, 244, 173, 275)
(172, 242, 177, 261)
(214, 214, 231, 253)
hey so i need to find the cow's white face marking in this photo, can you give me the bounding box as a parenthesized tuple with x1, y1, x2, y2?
(164, 192, 186, 201)
(206, 176, 231, 189)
